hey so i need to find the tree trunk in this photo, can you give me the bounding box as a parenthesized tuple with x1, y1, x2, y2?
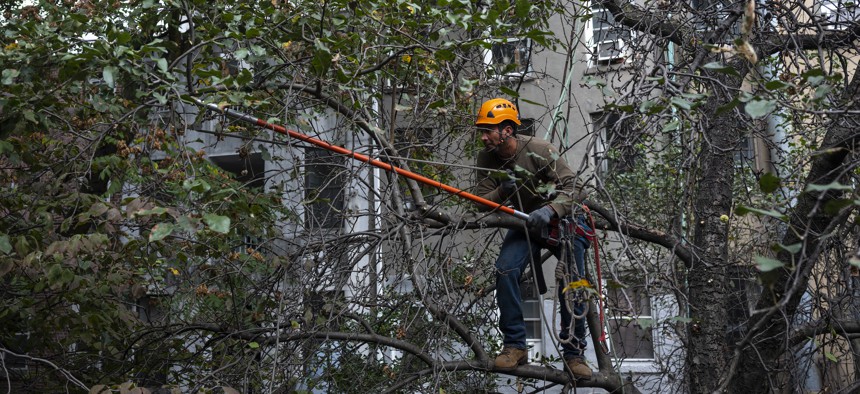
(685, 65, 749, 393)
(730, 69, 860, 394)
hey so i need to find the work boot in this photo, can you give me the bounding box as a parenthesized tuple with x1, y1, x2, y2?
(494, 347, 528, 370)
(565, 357, 593, 380)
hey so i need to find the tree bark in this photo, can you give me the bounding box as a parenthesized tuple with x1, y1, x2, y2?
(686, 63, 749, 393)
(728, 68, 860, 394)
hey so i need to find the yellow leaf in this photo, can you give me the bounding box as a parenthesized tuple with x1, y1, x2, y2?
(401, 54, 412, 64)
(563, 279, 592, 293)
(169, 267, 180, 276)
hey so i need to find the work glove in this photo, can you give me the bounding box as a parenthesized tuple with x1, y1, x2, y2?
(499, 170, 517, 197)
(527, 205, 556, 230)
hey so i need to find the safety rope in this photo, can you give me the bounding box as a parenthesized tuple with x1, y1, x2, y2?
(580, 205, 608, 350)
(551, 206, 609, 353)
(554, 217, 588, 349)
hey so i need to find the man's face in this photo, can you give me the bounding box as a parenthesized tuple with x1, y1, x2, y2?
(477, 124, 509, 149)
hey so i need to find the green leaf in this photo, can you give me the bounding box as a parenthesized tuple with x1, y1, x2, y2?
(535, 182, 556, 195)
(814, 84, 832, 99)
(136, 207, 168, 216)
(735, 205, 787, 221)
(716, 97, 741, 115)
(434, 49, 454, 61)
(755, 256, 785, 272)
(203, 213, 230, 234)
(2, 69, 19, 85)
(157, 58, 168, 73)
(153, 92, 167, 105)
(702, 62, 739, 76)
(825, 351, 838, 363)
(670, 97, 692, 110)
(248, 341, 260, 349)
(670, 316, 693, 323)
(310, 39, 332, 76)
(499, 86, 519, 98)
(148, 223, 175, 242)
(183, 178, 211, 193)
(662, 119, 679, 132)
(116, 31, 132, 45)
(0, 234, 11, 255)
(745, 99, 776, 119)
(764, 80, 791, 91)
(758, 172, 781, 193)
(775, 243, 802, 254)
(801, 68, 825, 81)
(103, 66, 117, 88)
(824, 199, 857, 215)
(849, 256, 860, 268)
(23, 110, 36, 123)
(806, 182, 853, 192)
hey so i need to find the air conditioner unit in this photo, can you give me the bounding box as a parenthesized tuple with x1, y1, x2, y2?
(594, 39, 627, 63)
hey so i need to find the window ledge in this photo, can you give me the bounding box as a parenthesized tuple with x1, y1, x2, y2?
(584, 60, 634, 75)
(489, 72, 537, 83)
(616, 359, 660, 373)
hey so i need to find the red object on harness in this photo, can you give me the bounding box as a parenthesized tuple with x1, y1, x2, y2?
(577, 206, 608, 349)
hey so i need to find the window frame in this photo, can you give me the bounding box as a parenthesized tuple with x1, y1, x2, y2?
(303, 147, 346, 231)
(605, 283, 656, 362)
(483, 37, 534, 79)
(592, 112, 638, 178)
(819, 0, 860, 30)
(584, 3, 633, 67)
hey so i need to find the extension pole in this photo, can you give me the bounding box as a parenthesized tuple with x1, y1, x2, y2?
(192, 98, 530, 221)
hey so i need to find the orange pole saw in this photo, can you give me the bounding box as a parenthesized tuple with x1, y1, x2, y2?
(192, 98, 530, 222)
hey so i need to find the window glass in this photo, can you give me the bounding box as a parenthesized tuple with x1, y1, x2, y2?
(489, 38, 531, 76)
(592, 112, 638, 178)
(519, 118, 535, 136)
(304, 148, 345, 230)
(606, 285, 655, 359)
(590, 6, 631, 64)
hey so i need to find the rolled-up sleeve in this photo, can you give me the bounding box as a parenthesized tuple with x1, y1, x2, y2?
(542, 146, 587, 217)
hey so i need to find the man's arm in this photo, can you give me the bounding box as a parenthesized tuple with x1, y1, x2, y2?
(475, 153, 506, 211)
(541, 144, 587, 217)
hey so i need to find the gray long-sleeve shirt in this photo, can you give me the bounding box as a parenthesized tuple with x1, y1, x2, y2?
(475, 135, 587, 217)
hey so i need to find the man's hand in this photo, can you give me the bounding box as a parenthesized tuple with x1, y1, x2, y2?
(500, 170, 517, 197)
(527, 205, 556, 230)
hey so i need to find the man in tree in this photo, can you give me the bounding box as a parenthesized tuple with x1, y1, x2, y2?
(473, 98, 592, 379)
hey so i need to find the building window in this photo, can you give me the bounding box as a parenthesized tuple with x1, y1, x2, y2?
(726, 266, 761, 345)
(588, 6, 631, 65)
(209, 152, 266, 252)
(592, 112, 638, 178)
(137, 295, 168, 325)
(485, 38, 532, 77)
(301, 290, 346, 389)
(304, 148, 345, 230)
(819, 0, 859, 30)
(0, 332, 31, 373)
(691, 0, 742, 36)
(518, 118, 535, 136)
(394, 127, 434, 160)
(209, 152, 266, 189)
(606, 284, 654, 359)
(733, 135, 755, 167)
(521, 281, 543, 360)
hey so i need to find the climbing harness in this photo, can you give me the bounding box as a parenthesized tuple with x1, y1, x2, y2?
(552, 206, 609, 355)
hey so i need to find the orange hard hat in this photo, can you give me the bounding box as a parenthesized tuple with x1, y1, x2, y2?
(475, 98, 521, 126)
